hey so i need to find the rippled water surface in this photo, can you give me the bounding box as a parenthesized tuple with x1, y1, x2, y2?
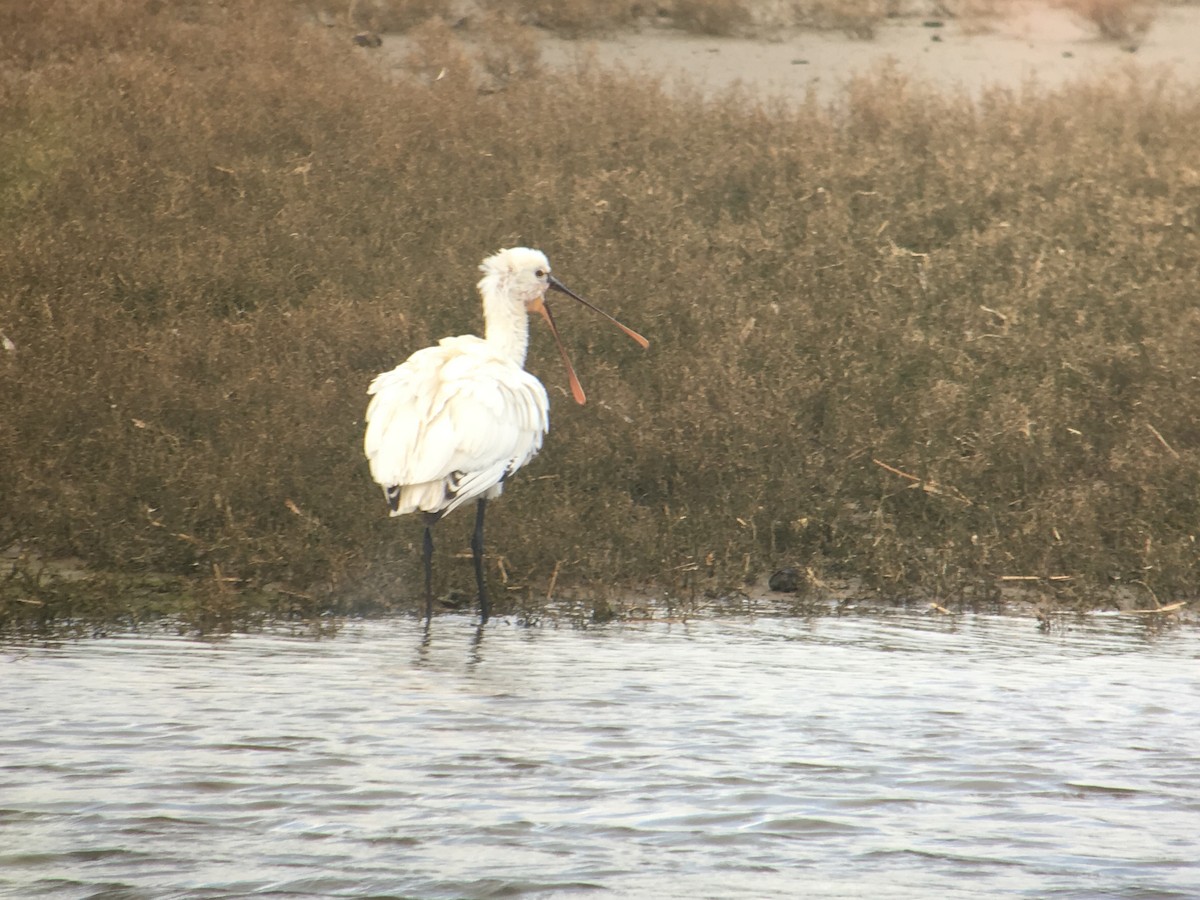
(3, 613, 1199, 898)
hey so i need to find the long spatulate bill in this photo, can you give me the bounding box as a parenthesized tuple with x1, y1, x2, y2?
(548, 275, 651, 350)
(532, 298, 588, 405)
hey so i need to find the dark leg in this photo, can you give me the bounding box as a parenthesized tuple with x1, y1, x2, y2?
(472, 499, 490, 624)
(422, 523, 434, 624)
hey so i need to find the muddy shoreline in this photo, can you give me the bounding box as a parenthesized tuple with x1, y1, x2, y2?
(5, 541, 1194, 638)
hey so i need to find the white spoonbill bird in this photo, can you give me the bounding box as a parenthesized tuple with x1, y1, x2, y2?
(364, 247, 649, 624)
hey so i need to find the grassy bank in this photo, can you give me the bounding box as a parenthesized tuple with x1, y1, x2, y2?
(3, 0, 1199, 633)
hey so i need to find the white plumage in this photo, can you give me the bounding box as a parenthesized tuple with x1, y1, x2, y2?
(364, 335, 548, 517)
(364, 247, 647, 624)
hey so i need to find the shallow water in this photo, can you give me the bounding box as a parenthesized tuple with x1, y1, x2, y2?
(2, 612, 1198, 899)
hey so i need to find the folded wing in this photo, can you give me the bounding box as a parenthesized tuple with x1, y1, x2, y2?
(364, 336, 550, 517)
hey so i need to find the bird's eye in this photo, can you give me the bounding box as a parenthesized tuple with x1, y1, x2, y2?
(535, 269, 546, 278)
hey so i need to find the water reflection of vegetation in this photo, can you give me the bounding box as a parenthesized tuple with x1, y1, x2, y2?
(2, 1, 1199, 634)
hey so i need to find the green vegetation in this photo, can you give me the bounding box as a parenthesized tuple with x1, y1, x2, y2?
(3, 0, 1199, 634)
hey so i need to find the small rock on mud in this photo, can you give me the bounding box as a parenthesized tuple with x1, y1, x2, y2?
(768, 567, 803, 593)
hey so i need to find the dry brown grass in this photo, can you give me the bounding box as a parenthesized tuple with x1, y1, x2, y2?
(299, 0, 1026, 38)
(3, 0, 1200, 632)
(480, 0, 640, 36)
(1059, 0, 1156, 39)
(660, 0, 755, 35)
(297, 0, 1177, 42)
(346, 0, 451, 31)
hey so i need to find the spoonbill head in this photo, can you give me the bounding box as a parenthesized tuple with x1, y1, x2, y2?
(478, 247, 650, 404)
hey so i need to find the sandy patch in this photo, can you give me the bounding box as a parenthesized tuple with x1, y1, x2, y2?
(529, 4, 1200, 100)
